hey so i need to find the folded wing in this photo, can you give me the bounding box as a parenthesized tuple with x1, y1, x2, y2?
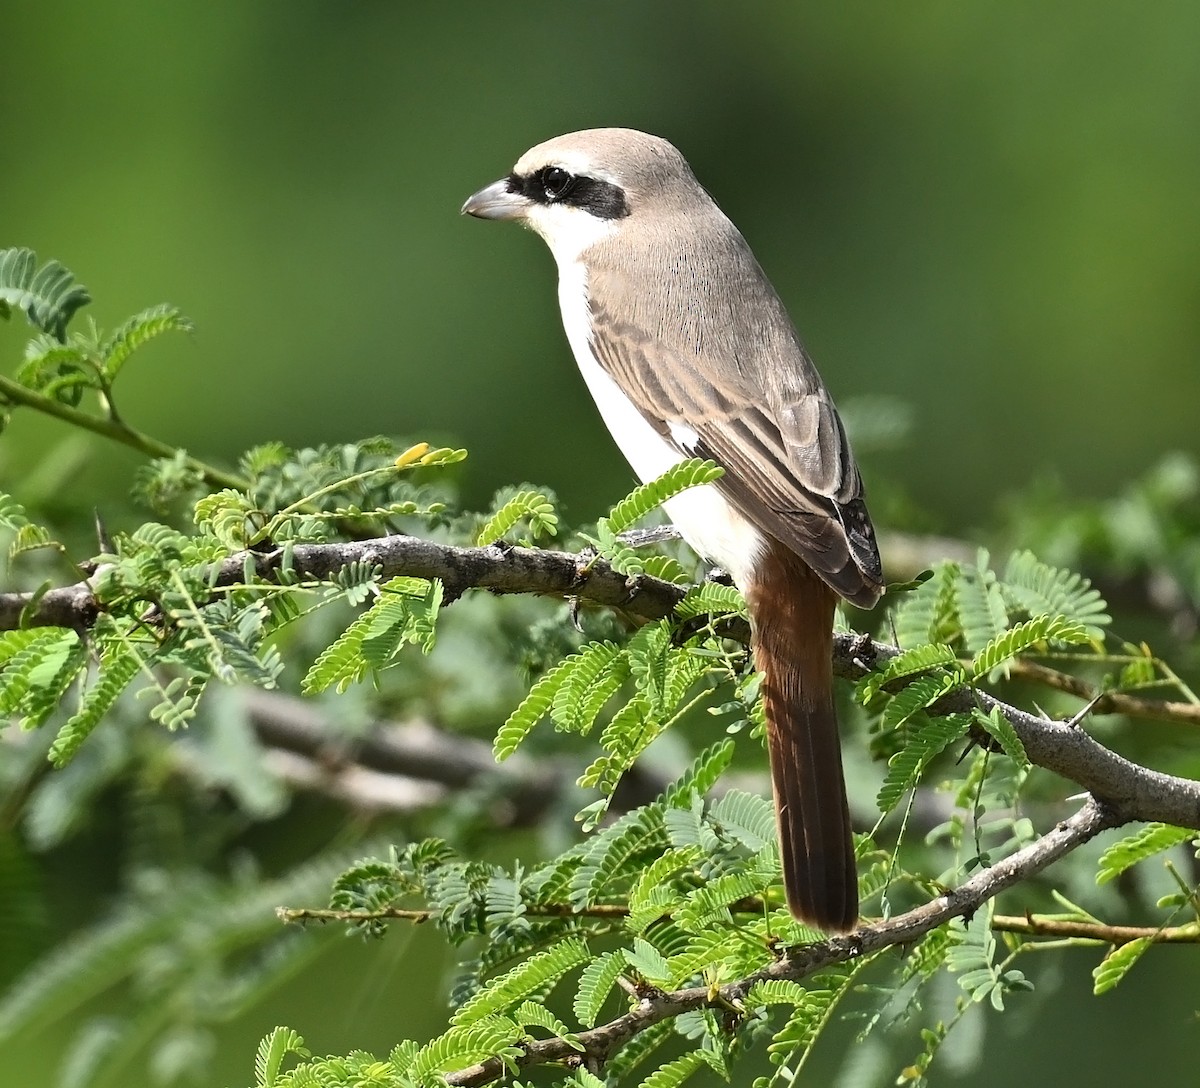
(586, 293, 883, 608)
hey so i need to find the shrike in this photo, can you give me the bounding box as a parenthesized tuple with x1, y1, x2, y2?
(463, 128, 883, 932)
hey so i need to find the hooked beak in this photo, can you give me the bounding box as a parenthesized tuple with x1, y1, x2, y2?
(461, 177, 530, 221)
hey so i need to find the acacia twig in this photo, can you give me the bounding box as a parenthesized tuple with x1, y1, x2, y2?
(0, 373, 248, 492)
(1005, 658, 1200, 727)
(277, 902, 632, 925)
(991, 913, 1200, 945)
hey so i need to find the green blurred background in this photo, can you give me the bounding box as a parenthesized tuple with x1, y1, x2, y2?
(2, 2, 1198, 1086)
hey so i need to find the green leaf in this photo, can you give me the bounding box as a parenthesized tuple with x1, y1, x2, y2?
(0, 629, 76, 716)
(970, 613, 1090, 677)
(0, 248, 91, 340)
(661, 740, 735, 807)
(406, 577, 443, 654)
(563, 1072, 607, 1088)
(1092, 938, 1152, 995)
(766, 987, 834, 1068)
(674, 581, 747, 621)
(901, 927, 954, 983)
(512, 1000, 584, 1050)
(880, 672, 960, 732)
(549, 641, 626, 734)
(100, 303, 193, 382)
(876, 713, 971, 812)
(957, 554, 1010, 655)
(640, 554, 690, 584)
(856, 643, 959, 709)
(946, 907, 999, 1002)
(1002, 550, 1111, 638)
(325, 560, 383, 607)
(14, 338, 93, 401)
(0, 492, 30, 533)
(17, 635, 87, 731)
(495, 650, 589, 760)
(601, 1020, 675, 1085)
(408, 1016, 523, 1083)
(573, 653, 631, 736)
(972, 706, 1030, 771)
(603, 459, 723, 536)
(300, 606, 378, 695)
(663, 647, 708, 714)
(635, 1052, 711, 1088)
(8, 523, 62, 562)
(577, 694, 659, 796)
(625, 847, 701, 933)
(573, 951, 627, 1028)
(48, 646, 140, 766)
(626, 621, 673, 713)
(451, 937, 589, 1025)
(745, 979, 811, 1009)
(1117, 653, 1157, 689)
(623, 937, 672, 985)
(675, 861, 774, 933)
(893, 562, 960, 649)
(709, 789, 776, 852)
(301, 577, 437, 695)
(569, 805, 666, 906)
(254, 1028, 309, 1087)
(1096, 823, 1195, 885)
(476, 489, 558, 545)
(194, 489, 257, 550)
(239, 441, 291, 479)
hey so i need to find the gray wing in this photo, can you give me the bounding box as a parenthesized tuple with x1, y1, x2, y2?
(586, 292, 883, 608)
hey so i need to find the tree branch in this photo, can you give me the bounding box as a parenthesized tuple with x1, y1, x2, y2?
(0, 535, 687, 632)
(444, 799, 1117, 1086)
(0, 372, 248, 492)
(235, 688, 668, 823)
(1005, 658, 1200, 727)
(956, 687, 1200, 828)
(991, 913, 1200, 945)
(6, 534, 1200, 826)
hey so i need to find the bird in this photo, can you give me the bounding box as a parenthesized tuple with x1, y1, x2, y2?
(462, 128, 883, 932)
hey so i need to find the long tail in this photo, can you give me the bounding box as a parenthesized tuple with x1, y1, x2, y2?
(745, 540, 857, 932)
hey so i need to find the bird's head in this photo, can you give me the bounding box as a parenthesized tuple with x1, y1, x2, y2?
(461, 128, 704, 263)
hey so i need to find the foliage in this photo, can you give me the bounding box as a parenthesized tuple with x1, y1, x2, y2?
(1, 252, 1198, 1088)
(0, 247, 91, 341)
(475, 486, 560, 546)
(582, 458, 723, 579)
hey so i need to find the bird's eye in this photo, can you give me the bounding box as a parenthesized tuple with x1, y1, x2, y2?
(540, 166, 575, 201)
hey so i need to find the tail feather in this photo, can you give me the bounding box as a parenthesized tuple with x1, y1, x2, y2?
(746, 542, 857, 932)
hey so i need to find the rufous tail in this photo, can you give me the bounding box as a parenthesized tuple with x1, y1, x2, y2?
(745, 541, 857, 932)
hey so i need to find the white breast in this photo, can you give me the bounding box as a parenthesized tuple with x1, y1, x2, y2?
(556, 260, 764, 586)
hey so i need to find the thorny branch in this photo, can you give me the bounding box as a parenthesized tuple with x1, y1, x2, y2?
(4, 533, 1200, 825)
(1004, 657, 1200, 727)
(0, 534, 688, 631)
(443, 800, 1117, 1086)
